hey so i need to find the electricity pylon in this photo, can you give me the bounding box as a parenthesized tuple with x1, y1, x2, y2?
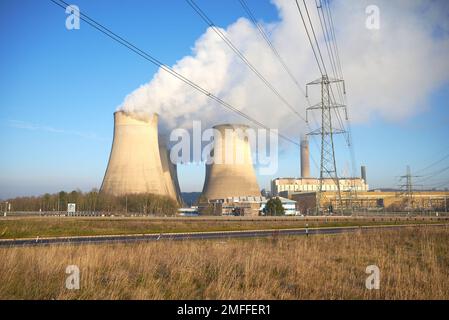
(306, 75, 347, 214)
(398, 165, 420, 211)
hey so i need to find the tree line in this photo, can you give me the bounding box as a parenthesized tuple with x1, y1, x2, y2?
(3, 189, 179, 216)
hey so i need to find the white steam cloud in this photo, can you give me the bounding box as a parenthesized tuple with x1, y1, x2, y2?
(119, 0, 449, 139)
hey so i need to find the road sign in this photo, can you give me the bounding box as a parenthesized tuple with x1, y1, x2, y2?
(67, 203, 76, 215)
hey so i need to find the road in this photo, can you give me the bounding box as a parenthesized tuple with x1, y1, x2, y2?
(0, 223, 447, 248)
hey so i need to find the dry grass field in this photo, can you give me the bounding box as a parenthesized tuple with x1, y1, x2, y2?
(0, 225, 448, 299)
(0, 215, 446, 239)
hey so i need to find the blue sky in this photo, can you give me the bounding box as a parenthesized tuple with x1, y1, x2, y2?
(0, 0, 448, 199)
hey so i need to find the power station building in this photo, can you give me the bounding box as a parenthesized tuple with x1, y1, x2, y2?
(291, 190, 449, 215)
(271, 136, 368, 196)
(271, 136, 448, 214)
(201, 195, 298, 216)
(272, 177, 368, 195)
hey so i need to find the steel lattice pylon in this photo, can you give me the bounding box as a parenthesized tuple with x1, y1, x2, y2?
(398, 165, 420, 211)
(306, 75, 347, 214)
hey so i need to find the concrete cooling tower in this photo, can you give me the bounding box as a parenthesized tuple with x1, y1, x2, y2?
(159, 138, 183, 204)
(100, 111, 181, 203)
(201, 124, 261, 200)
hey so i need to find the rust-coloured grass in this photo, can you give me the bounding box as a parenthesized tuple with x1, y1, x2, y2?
(0, 226, 448, 299)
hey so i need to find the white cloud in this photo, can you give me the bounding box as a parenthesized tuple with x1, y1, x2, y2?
(119, 0, 449, 140)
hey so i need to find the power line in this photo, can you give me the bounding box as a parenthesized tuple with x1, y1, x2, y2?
(301, 0, 328, 76)
(415, 153, 449, 175)
(49, 0, 301, 147)
(323, 0, 344, 86)
(316, 0, 357, 181)
(237, 0, 308, 99)
(298, 0, 347, 140)
(186, 0, 326, 177)
(315, 0, 338, 82)
(236, 0, 324, 173)
(323, 0, 358, 182)
(296, 0, 359, 213)
(294, 0, 324, 76)
(421, 178, 449, 190)
(185, 0, 307, 123)
(315, 0, 347, 139)
(416, 165, 449, 182)
(421, 177, 449, 186)
(432, 179, 449, 189)
(294, 0, 342, 176)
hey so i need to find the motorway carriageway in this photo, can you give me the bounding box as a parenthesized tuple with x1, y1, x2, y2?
(0, 223, 447, 248)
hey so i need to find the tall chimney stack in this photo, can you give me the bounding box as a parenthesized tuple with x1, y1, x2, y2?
(361, 165, 367, 183)
(300, 135, 310, 178)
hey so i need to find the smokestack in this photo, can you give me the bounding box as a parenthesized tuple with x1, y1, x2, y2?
(361, 165, 367, 183)
(201, 124, 260, 200)
(300, 135, 310, 178)
(100, 111, 180, 203)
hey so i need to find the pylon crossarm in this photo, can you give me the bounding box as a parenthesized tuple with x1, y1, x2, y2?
(326, 77, 344, 84)
(306, 78, 324, 86)
(329, 102, 346, 109)
(306, 102, 324, 110)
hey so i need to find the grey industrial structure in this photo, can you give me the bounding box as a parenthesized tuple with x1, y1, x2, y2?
(271, 137, 368, 197)
(272, 137, 448, 214)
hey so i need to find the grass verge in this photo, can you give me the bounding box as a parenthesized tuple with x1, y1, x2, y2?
(0, 226, 448, 299)
(0, 216, 447, 239)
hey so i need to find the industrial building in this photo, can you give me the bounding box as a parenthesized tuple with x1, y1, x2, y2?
(216, 196, 266, 216)
(271, 136, 448, 214)
(260, 197, 297, 215)
(198, 196, 297, 216)
(290, 190, 449, 215)
(271, 137, 368, 196)
(100, 111, 182, 203)
(272, 177, 368, 195)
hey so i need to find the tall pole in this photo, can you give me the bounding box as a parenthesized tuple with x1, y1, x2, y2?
(406, 165, 412, 209)
(306, 75, 347, 215)
(398, 165, 420, 212)
(444, 195, 447, 213)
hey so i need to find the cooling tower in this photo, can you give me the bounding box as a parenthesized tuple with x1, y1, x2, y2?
(159, 138, 183, 204)
(201, 124, 261, 200)
(300, 135, 310, 178)
(100, 111, 180, 203)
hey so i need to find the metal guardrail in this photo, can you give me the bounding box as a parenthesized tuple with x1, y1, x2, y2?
(0, 223, 447, 248)
(1, 211, 449, 223)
